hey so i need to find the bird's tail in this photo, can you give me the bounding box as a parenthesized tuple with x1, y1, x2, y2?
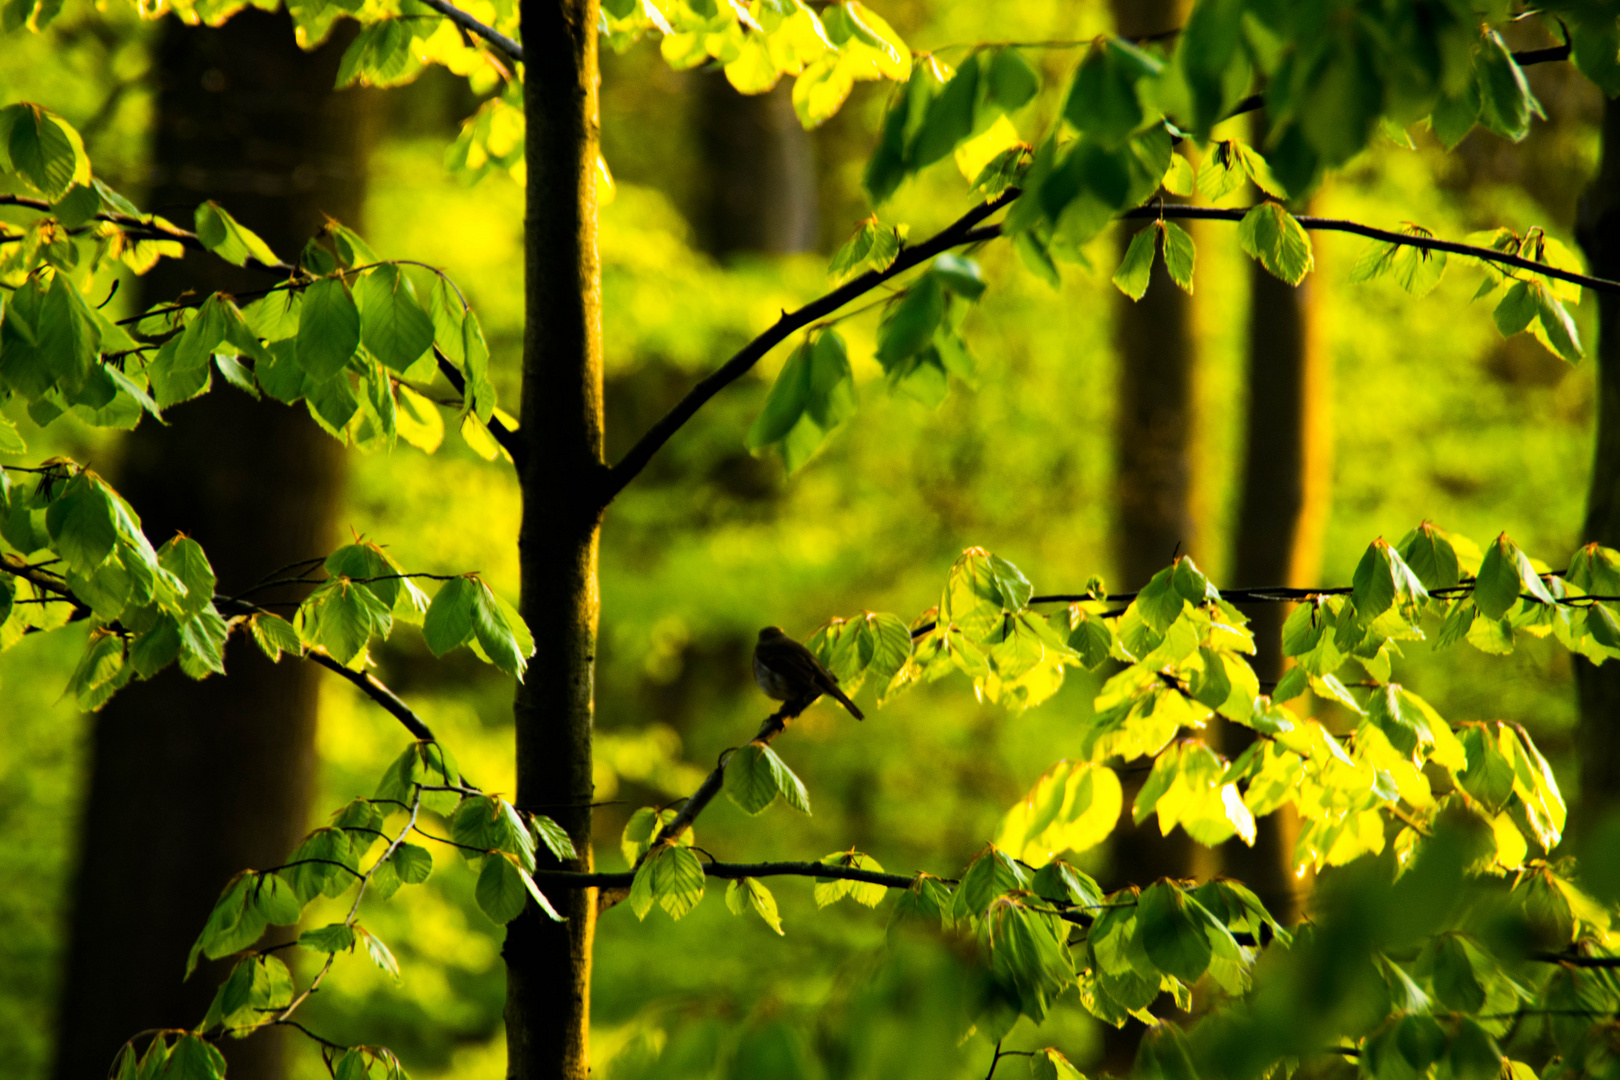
(827, 685, 865, 721)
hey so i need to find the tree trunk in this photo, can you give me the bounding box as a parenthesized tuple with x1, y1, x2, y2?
(1222, 183, 1330, 927)
(51, 12, 364, 1080)
(1110, 0, 1198, 593)
(1575, 95, 1620, 832)
(691, 74, 816, 257)
(1104, 0, 1198, 885)
(1100, 1, 1198, 1071)
(505, 2, 603, 1079)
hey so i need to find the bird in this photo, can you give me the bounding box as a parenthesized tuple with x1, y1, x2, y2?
(752, 626, 865, 720)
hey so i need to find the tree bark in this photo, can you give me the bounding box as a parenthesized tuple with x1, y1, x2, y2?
(1222, 187, 1330, 927)
(505, 2, 603, 1079)
(1110, 0, 1199, 592)
(691, 74, 816, 257)
(1099, 1, 1198, 1072)
(51, 12, 364, 1080)
(1575, 95, 1620, 832)
(1104, 0, 1198, 886)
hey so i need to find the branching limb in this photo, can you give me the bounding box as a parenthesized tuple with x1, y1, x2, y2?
(533, 858, 919, 892)
(0, 193, 295, 275)
(598, 189, 1020, 507)
(600, 184, 1617, 511)
(413, 0, 524, 62)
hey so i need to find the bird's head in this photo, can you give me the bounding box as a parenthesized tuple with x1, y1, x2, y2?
(758, 626, 785, 641)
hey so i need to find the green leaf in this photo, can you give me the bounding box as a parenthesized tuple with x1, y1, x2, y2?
(389, 842, 433, 884)
(645, 843, 706, 919)
(876, 275, 945, 370)
(996, 759, 1122, 865)
(817, 849, 889, 909)
(827, 219, 904, 283)
(725, 741, 812, 815)
(354, 923, 400, 979)
(158, 536, 216, 617)
(531, 813, 577, 861)
(296, 278, 361, 381)
(931, 253, 986, 300)
(1, 103, 86, 200)
(1474, 534, 1552, 621)
(1161, 221, 1195, 292)
(986, 48, 1040, 111)
(726, 876, 785, 935)
(746, 340, 813, 450)
(1475, 31, 1533, 142)
(1493, 280, 1537, 337)
(1238, 203, 1314, 285)
(165, 1035, 226, 1080)
(299, 922, 356, 953)
(194, 200, 280, 268)
(910, 55, 978, 167)
(1398, 522, 1463, 590)
(356, 265, 435, 372)
(470, 578, 531, 679)
(476, 853, 531, 923)
(1064, 38, 1162, 148)
(1030, 1047, 1085, 1080)
(423, 576, 479, 655)
(1111, 224, 1158, 301)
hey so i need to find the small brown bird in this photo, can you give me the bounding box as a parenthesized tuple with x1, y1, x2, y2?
(753, 626, 865, 720)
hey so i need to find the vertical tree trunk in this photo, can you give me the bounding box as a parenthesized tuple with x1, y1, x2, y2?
(1575, 96, 1620, 831)
(691, 75, 816, 257)
(505, 1, 603, 1078)
(51, 13, 364, 1080)
(1099, 2, 1197, 1069)
(1105, 0, 1197, 889)
(1110, 0, 1198, 593)
(1222, 185, 1329, 927)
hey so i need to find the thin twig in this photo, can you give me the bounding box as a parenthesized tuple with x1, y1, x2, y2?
(413, 0, 523, 61)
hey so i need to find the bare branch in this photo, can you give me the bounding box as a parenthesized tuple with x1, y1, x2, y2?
(413, 0, 524, 62)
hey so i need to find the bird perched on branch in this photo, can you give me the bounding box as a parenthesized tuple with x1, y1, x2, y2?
(753, 626, 865, 720)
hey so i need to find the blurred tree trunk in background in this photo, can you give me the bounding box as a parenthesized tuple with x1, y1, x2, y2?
(692, 73, 816, 258)
(1221, 148, 1329, 926)
(1111, 2, 1198, 594)
(51, 13, 367, 1079)
(1101, 0, 1197, 1070)
(1576, 96, 1620, 831)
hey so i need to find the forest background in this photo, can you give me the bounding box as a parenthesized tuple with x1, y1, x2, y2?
(0, 1, 1605, 1077)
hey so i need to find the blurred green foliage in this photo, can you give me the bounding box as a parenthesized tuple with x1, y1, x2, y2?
(1, 1, 1616, 1078)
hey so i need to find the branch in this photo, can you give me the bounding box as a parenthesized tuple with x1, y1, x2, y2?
(598, 189, 1020, 506)
(599, 175, 1619, 510)
(0, 193, 295, 275)
(1121, 204, 1620, 295)
(533, 858, 919, 892)
(433, 349, 526, 470)
(413, 0, 523, 62)
(647, 698, 809, 850)
(1530, 952, 1620, 968)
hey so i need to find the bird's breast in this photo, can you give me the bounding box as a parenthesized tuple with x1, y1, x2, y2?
(753, 655, 795, 700)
